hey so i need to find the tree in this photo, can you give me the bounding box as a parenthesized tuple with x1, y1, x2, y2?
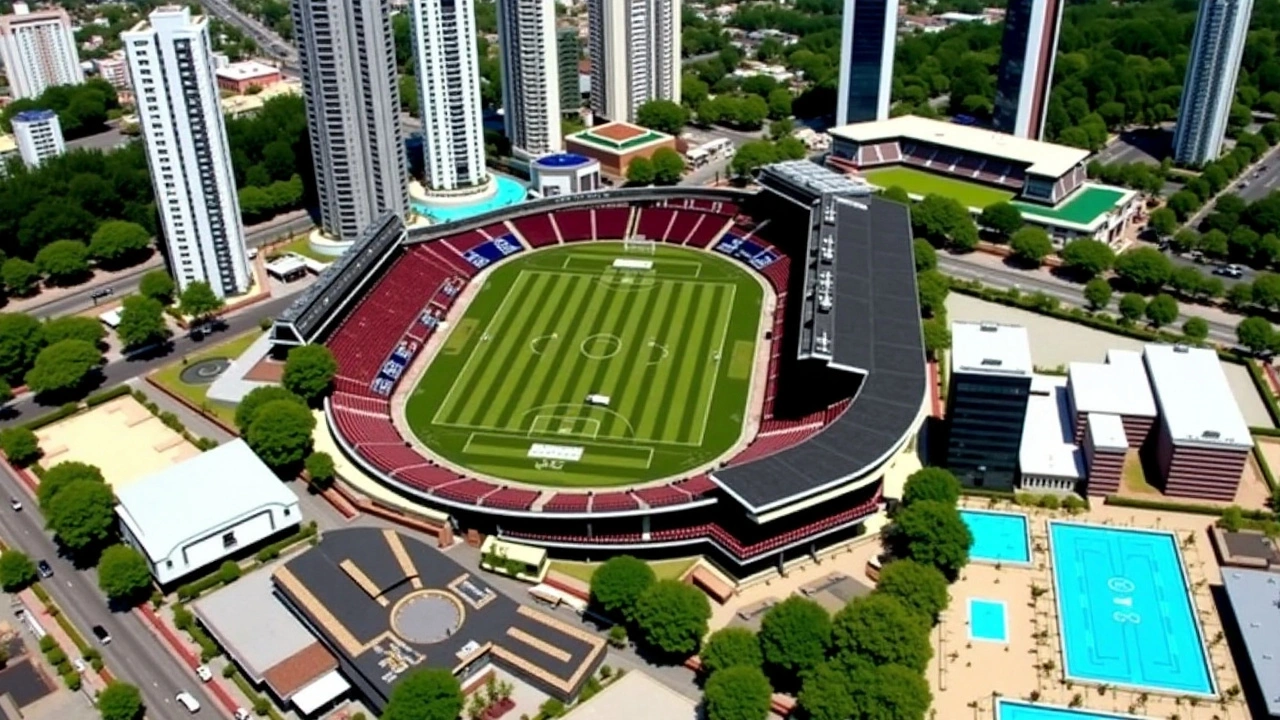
(758, 596, 831, 688)
(235, 386, 306, 432)
(138, 271, 176, 304)
(901, 467, 960, 507)
(913, 239, 937, 272)
(626, 157, 656, 185)
(245, 400, 316, 469)
(46, 479, 117, 554)
(1144, 294, 1180, 328)
(888, 500, 973, 579)
(381, 668, 463, 720)
(875, 560, 950, 623)
(730, 140, 778, 176)
(590, 555, 655, 623)
(0, 379, 12, 407)
(635, 99, 689, 135)
(34, 240, 90, 286)
(978, 202, 1023, 239)
(830, 593, 932, 672)
(883, 186, 911, 204)
(1, 258, 39, 296)
(116, 295, 169, 348)
(42, 316, 104, 347)
(37, 461, 104, 510)
(853, 663, 932, 720)
(701, 627, 763, 675)
(651, 148, 686, 185)
(797, 660, 858, 720)
(88, 221, 150, 267)
(1183, 316, 1209, 341)
(178, 281, 223, 322)
(0, 550, 36, 591)
(24, 339, 101, 397)
(767, 87, 793, 119)
(304, 451, 336, 490)
(1114, 247, 1173, 292)
(922, 318, 951, 357)
(704, 666, 772, 720)
(282, 345, 338, 405)
(1060, 239, 1116, 279)
(1083, 277, 1113, 310)
(0, 427, 40, 466)
(913, 194, 976, 250)
(1009, 226, 1054, 265)
(97, 544, 152, 604)
(1118, 293, 1147, 323)
(916, 270, 949, 317)
(0, 313, 46, 383)
(97, 681, 145, 720)
(1237, 316, 1275, 354)
(632, 579, 712, 656)
(1148, 207, 1177, 237)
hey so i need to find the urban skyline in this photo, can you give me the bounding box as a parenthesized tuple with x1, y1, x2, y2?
(1174, 0, 1256, 165)
(587, 0, 681, 124)
(991, 0, 1065, 140)
(835, 0, 897, 125)
(0, 1, 83, 100)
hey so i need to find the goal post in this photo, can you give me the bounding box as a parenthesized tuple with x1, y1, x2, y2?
(623, 233, 657, 255)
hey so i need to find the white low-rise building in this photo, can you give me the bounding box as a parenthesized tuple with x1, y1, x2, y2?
(115, 439, 301, 585)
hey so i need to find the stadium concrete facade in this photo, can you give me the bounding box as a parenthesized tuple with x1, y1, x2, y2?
(272, 164, 928, 578)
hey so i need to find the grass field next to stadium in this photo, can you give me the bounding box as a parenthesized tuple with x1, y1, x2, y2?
(403, 243, 764, 487)
(863, 166, 1014, 208)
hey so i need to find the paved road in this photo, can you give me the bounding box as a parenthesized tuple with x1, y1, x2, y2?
(0, 471, 218, 720)
(1235, 156, 1280, 202)
(1094, 129, 1170, 166)
(938, 254, 1239, 344)
(66, 125, 132, 153)
(194, 0, 298, 73)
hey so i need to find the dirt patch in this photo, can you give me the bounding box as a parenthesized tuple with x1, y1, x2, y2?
(591, 122, 646, 142)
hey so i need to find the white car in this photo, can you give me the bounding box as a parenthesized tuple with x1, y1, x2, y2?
(195, 665, 212, 682)
(235, 710, 252, 720)
(9, 497, 20, 511)
(175, 692, 201, 713)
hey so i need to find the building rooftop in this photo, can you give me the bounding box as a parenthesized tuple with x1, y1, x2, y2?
(13, 109, 56, 123)
(534, 153, 595, 169)
(1142, 344, 1252, 450)
(215, 60, 280, 82)
(951, 321, 1033, 377)
(1220, 568, 1280, 717)
(1066, 349, 1157, 419)
(561, 670, 698, 720)
(1086, 412, 1128, 451)
(828, 115, 1090, 178)
(565, 122, 671, 153)
(1019, 376, 1084, 480)
(115, 439, 300, 563)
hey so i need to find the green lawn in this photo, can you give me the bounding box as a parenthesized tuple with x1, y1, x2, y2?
(550, 558, 697, 584)
(150, 330, 264, 425)
(273, 236, 333, 263)
(1013, 185, 1128, 226)
(863, 166, 1015, 208)
(404, 243, 762, 487)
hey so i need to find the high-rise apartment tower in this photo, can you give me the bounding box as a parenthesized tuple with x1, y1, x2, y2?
(836, 0, 897, 126)
(557, 26, 581, 116)
(0, 2, 83, 100)
(495, 0, 562, 159)
(12, 108, 63, 167)
(1173, 0, 1255, 166)
(410, 0, 487, 191)
(992, 0, 1064, 140)
(587, 0, 681, 124)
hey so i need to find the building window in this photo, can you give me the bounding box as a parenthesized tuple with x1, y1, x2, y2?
(222, 531, 237, 549)
(166, 560, 173, 568)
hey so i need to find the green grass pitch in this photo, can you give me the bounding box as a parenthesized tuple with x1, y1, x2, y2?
(403, 243, 764, 487)
(864, 166, 1015, 209)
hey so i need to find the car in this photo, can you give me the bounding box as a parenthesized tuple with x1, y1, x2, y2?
(247, 247, 259, 260)
(1214, 264, 1245, 278)
(9, 497, 20, 511)
(195, 665, 212, 682)
(91, 625, 111, 645)
(235, 709, 252, 720)
(1241, 180, 1250, 188)
(175, 692, 201, 713)
(36, 560, 52, 578)
(89, 287, 114, 300)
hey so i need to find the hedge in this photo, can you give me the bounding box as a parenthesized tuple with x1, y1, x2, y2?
(54, 612, 90, 656)
(1104, 494, 1276, 521)
(177, 522, 319, 601)
(254, 521, 319, 564)
(23, 402, 82, 431)
(1253, 426, 1280, 438)
(1244, 362, 1280, 427)
(227, 667, 285, 720)
(1253, 445, 1278, 494)
(84, 385, 132, 408)
(960, 487, 1017, 501)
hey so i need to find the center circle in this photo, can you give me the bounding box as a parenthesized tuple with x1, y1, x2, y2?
(390, 590, 464, 644)
(178, 358, 231, 386)
(580, 333, 622, 360)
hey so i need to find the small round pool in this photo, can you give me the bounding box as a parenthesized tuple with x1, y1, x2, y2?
(411, 174, 528, 224)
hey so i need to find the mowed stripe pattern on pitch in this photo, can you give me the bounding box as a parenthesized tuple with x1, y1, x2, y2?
(433, 269, 735, 446)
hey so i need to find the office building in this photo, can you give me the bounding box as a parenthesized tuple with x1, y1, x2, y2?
(587, 0, 681, 124)
(836, 0, 897, 125)
(409, 0, 487, 191)
(495, 0, 562, 159)
(1173, 0, 1255, 166)
(945, 321, 1034, 489)
(557, 26, 581, 116)
(123, 6, 250, 298)
(0, 2, 83, 100)
(291, 0, 408, 242)
(992, 0, 1064, 140)
(12, 109, 63, 167)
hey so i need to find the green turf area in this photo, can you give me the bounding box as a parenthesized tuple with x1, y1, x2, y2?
(863, 166, 1014, 208)
(405, 243, 763, 487)
(550, 557, 697, 584)
(150, 330, 264, 425)
(1013, 185, 1128, 226)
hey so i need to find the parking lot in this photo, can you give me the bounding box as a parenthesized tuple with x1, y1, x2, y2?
(1095, 128, 1171, 166)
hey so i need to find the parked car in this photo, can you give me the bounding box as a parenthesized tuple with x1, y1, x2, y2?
(36, 560, 52, 578)
(196, 665, 212, 682)
(1214, 264, 1245, 278)
(175, 692, 201, 713)
(91, 625, 111, 645)
(9, 497, 20, 511)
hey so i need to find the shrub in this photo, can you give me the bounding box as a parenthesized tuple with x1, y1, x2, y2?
(218, 560, 242, 584)
(45, 647, 66, 666)
(62, 670, 81, 690)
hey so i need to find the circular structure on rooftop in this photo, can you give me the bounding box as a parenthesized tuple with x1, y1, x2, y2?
(390, 590, 465, 644)
(179, 358, 231, 385)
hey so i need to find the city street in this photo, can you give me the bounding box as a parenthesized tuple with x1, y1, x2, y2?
(0, 468, 218, 720)
(1235, 157, 1280, 202)
(193, 0, 298, 73)
(65, 125, 132, 153)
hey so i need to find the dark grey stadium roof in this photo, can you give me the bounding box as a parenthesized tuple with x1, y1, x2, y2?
(712, 183, 926, 514)
(1221, 567, 1280, 717)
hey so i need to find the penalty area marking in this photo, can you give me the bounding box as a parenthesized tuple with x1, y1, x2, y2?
(529, 415, 602, 440)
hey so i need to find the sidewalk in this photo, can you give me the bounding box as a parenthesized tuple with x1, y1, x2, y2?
(17, 588, 108, 696)
(135, 604, 243, 716)
(3, 258, 162, 316)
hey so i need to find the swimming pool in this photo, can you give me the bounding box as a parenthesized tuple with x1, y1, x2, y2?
(969, 598, 1008, 642)
(960, 509, 1032, 564)
(1048, 521, 1215, 696)
(410, 174, 528, 223)
(997, 699, 1156, 720)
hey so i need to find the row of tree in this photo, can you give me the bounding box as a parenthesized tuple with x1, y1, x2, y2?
(0, 79, 119, 140)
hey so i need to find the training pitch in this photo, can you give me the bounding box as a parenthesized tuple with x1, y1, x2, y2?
(404, 243, 764, 487)
(863, 166, 1015, 209)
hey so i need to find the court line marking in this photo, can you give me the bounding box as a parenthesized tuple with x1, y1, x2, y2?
(528, 415, 602, 440)
(462, 431, 656, 468)
(692, 284, 736, 447)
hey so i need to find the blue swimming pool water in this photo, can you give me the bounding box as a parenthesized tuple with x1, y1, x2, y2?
(997, 699, 1155, 720)
(1048, 522, 1214, 696)
(969, 598, 1008, 642)
(960, 509, 1031, 564)
(411, 175, 528, 223)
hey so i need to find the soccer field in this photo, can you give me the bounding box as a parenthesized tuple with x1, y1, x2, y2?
(404, 243, 764, 487)
(864, 166, 1014, 209)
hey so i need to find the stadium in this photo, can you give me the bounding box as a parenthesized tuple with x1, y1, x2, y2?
(826, 115, 1139, 244)
(272, 161, 929, 577)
